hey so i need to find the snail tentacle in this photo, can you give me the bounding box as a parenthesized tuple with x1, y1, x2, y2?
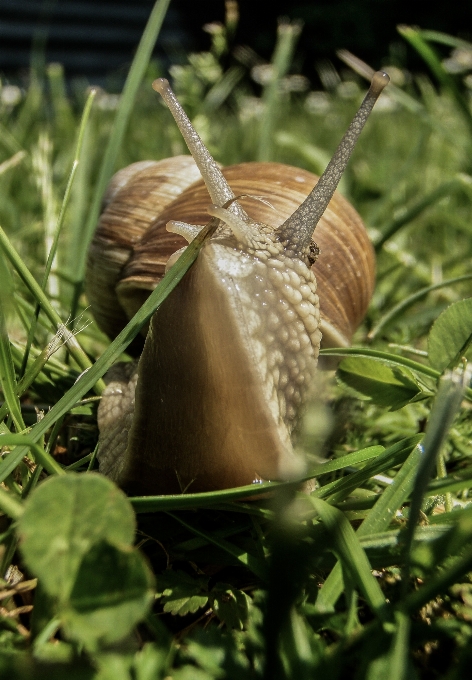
(166, 220, 204, 243)
(153, 78, 246, 220)
(277, 71, 390, 254)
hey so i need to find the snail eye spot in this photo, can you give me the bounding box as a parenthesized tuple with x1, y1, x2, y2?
(308, 240, 320, 266)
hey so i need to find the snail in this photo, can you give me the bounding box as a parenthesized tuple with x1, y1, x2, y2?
(86, 72, 389, 495)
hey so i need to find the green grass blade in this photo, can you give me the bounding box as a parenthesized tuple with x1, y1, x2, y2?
(0, 248, 24, 431)
(203, 65, 245, 112)
(424, 467, 472, 497)
(131, 482, 278, 512)
(19, 88, 96, 377)
(129, 447, 384, 513)
(308, 445, 385, 478)
(368, 274, 472, 341)
(320, 347, 439, 379)
(417, 30, 472, 50)
(357, 446, 424, 537)
(78, 0, 171, 288)
(257, 20, 302, 161)
(373, 176, 467, 250)
(402, 368, 469, 586)
(12, 220, 218, 448)
(404, 542, 472, 615)
(0, 343, 58, 422)
(43, 88, 96, 292)
(398, 25, 472, 136)
(0, 447, 29, 485)
(316, 438, 424, 612)
(314, 436, 423, 503)
(0, 485, 23, 520)
(167, 512, 267, 580)
(0, 310, 25, 432)
(385, 610, 411, 680)
(0, 434, 65, 477)
(0, 226, 105, 394)
(310, 497, 390, 622)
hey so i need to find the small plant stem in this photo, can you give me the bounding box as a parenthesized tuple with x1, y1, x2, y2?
(0, 485, 23, 520)
(0, 434, 65, 477)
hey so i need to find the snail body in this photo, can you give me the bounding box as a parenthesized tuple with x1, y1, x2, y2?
(86, 73, 388, 495)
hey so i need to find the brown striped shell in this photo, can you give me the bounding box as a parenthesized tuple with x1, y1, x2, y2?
(86, 158, 375, 353)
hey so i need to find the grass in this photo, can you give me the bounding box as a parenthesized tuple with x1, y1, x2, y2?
(1, 3, 472, 678)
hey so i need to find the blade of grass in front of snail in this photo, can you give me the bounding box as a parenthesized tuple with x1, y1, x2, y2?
(12, 218, 219, 454)
(277, 71, 390, 253)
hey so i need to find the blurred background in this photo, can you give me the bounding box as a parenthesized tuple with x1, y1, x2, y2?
(1, 0, 471, 87)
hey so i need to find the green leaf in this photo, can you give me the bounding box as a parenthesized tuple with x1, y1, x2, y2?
(337, 356, 423, 409)
(157, 570, 209, 616)
(19, 474, 135, 603)
(63, 541, 154, 649)
(19, 474, 154, 651)
(428, 298, 472, 372)
(210, 583, 251, 630)
(133, 643, 172, 680)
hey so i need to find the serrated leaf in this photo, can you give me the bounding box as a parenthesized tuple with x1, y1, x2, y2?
(337, 357, 422, 410)
(428, 298, 472, 372)
(157, 570, 209, 616)
(163, 594, 209, 617)
(210, 583, 251, 630)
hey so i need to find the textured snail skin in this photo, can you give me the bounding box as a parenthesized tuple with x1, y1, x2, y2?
(89, 73, 388, 495)
(98, 218, 321, 494)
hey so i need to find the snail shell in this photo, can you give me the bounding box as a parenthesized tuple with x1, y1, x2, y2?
(87, 159, 375, 353)
(86, 73, 388, 495)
